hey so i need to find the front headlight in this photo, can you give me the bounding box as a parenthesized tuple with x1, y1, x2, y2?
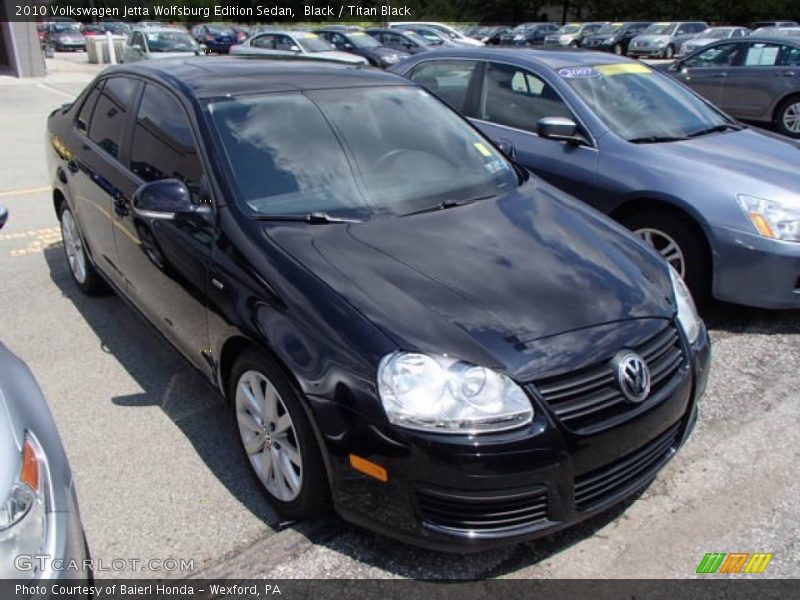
(381, 54, 399, 65)
(0, 434, 49, 579)
(670, 267, 701, 344)
(737, 194, 800, 242)
(378, 352, 533, 434)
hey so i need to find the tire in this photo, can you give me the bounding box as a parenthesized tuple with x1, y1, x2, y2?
(569, 40, 579, 48)
(59, 204, 108, 295)
(229, 349, 330, 521)
(613, 43, 624, 55)
(663, 45, 675, 59)
(617, 208, 711, 305)
(774, 95, 800, 139)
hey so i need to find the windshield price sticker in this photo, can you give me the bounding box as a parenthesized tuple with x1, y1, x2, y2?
(558, 67, 600, 79)
(596, 63, 653, 76)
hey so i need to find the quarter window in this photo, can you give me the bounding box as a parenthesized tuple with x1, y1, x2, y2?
(481, 63, 572, 132)
(76, 81, 102, 133)
(408, 60, 481, 113)
(130, 84, 205, 199)
(88, 77, 138, 159)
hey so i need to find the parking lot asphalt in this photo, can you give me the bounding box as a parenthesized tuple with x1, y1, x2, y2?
(0, 54, 798, 579)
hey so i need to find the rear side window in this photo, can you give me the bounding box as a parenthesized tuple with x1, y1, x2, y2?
(88, 77, 138, 159)
(408, 60, 481, 114)
(76, 81, 103, 133)
(130, 84, 204, 198)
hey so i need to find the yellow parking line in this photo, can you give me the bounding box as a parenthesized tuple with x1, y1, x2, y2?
(0, 186, 51, 199)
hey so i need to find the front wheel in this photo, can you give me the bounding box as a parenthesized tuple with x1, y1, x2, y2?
(613, 43, 624, 55)
(230, 350, 330, 520)
(775, 95, 800, 138)
(663, 45, 675, 59)
(59, 205, 108, 295)
(618, 209, 710, 304)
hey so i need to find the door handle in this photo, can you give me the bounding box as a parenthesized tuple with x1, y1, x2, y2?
(67, 159, 79, 174)
(777, 71, 796, 77)
(113, 196, 129, 217)
(709, 72, 728, 78)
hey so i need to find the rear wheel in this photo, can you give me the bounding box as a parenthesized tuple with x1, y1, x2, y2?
(59, 205, 108, 295)
(230, 349, 330, 520)
(663, 45, 675, 59)
(617, 208, 711, 304)
(613, 43, 624, 55)
(775, 95, 800, 138)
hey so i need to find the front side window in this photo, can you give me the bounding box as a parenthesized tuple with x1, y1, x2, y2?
(561, 63, 731, 141)
(89, 77, 138, 159)
(76, 81, 102, 133)
(252, 34, 274, 49)
(408, 60, 480, 113)
(480, 62, 573, 132)
(683, 43, 741, 67)
(130, 84, 204, 197)
(208, 87, 517, 219)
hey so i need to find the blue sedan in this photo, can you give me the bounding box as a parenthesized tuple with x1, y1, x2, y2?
(392, 49, 800, 309)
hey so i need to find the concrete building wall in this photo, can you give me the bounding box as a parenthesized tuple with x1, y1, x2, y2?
(0, 9, 46, 78)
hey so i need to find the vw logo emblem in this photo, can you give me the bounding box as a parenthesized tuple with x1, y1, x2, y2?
(614, 352, 651, 403)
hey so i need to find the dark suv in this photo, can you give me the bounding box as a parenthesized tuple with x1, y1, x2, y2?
(582, 22, 652, 55)
(47, 58, 709, 551)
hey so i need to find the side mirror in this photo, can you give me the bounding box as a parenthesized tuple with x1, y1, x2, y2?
(132, 179, 211, 223)
(343, 42, 354, 50)
(536, 117, 585, 145)
(0, 205, 8, 230)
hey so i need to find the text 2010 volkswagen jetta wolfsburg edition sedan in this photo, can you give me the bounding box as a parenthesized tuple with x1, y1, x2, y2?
(46, 59, 710, 551)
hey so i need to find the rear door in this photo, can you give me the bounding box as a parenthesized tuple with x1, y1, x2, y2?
(473, 61, 600, 200)
(722, 41, 793, 119)
(673, 42, 743, 107)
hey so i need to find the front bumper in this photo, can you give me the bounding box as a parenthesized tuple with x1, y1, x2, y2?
(712, 225, 800, 308)
(311, 320, 710, 552)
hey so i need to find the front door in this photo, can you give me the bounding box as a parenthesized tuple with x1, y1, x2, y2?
(673, 42, 742, 107)
(113, 82, 214, 376)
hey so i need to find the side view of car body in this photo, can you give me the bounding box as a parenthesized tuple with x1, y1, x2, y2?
(190, 23, 237, 54)
(366, 28, 436, 54)
(43, 22, 86, 52)
(543, 22, 607, 48)
(123, 27, 201, 63)
(581, 22, 652, 55)
(504, 23, 559, 46)
(231, 30, 367, 65)
(678, 26, 750, 56)
(628, 21, 708, 59)
(667, 37, 800, 138)
(46, 58, 709, 552)
(317, 29, 409, 68)
(389, 21, 484, 47)
(0, 317, 89, 581)
(393, 48, 800, 309)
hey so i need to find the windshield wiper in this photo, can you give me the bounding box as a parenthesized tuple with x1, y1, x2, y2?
(403, 195, 496, 217)
(628, 135, 688, 144)
(686, 123, 745, 138)
(251, 212, 362, 224)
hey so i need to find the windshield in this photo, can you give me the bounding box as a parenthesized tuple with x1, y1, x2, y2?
(560, 63, 731, 141)
(208, 87, 517, 219)
(597, 23, 626, 34)
(557, 25, 581, 34)
(776, 28, 800, 37)
(54, 23, 82, 33)
(145, 32, 196, 52)
(705, 28, 731, 38)
(643, 23, 676, 35)
(406, 32, 432, 46)
(347, 32, 380, 48)
(295, 33, 334, 52)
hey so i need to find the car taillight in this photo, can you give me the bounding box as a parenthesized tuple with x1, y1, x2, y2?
(207, 34, 215, 41)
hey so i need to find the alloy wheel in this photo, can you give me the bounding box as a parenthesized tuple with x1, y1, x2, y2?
(634, 228, 686, 278)
(782, 102, 800, 135)
(61, 209, 87, 284)
(235, 370, 303, 501)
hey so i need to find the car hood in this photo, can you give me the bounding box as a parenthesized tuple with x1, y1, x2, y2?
(146, 51, 198, 59)
(265, 181, 673, 372)
(644, 128, 800, 199)
(314, 50, 367, 64)
(685, 37, 714, 45)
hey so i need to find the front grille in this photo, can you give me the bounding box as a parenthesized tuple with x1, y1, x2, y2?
(416, 487, 548, 534)
(574, 422, 680, 510)
(531, 322, 685, 433)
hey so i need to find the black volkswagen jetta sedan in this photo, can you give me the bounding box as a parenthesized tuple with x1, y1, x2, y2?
(46, 58, 710, 552)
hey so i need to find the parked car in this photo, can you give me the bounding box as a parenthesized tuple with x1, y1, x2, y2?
(757, 26, 800, 39)
(0, 208, 90, 580)
(628, 21, 708, 59)
(543, 22, 607, 48)
(479, 26, 512, 45)
(751, 21, 799, 29)
(46, 57, 708, 551)
(394, 48, 800, 308)
(581, 22, 653, 55)
(316, 29, 409, 68)
(679, 26, 750, 55)
(667, 37, 800, 138)
(366, 28, 438, 54)
(231, 31, 367, 65)
(123, 27, 202, 62)
(503, 22, 559, 46)
(81, 23, 106, 37)
(389, 21, 484, 47)
(391, 25, 462, 47)
(190, 23, 237, 54)
(101, 21, 131, 36)
(43, 22, 86, 52)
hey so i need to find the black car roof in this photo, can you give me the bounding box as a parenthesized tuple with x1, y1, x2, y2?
(104, 57, 408, 99)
